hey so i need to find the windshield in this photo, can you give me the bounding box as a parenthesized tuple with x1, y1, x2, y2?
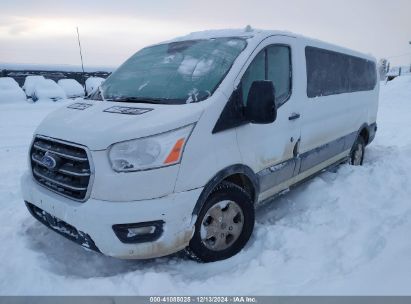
(96, 38, 247, 104)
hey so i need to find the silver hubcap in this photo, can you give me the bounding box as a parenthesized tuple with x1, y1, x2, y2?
(352, 143, 364, 165)
(200, 200, 244, 251)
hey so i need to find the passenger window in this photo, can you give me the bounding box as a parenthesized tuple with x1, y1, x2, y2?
(240, 45, 292, 107)
(267, 46, 291, 106)
(305, 46, 376, 98)
(241, 50, 265, 105)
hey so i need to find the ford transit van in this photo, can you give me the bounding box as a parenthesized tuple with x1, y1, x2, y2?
(21, 28, 379, 262)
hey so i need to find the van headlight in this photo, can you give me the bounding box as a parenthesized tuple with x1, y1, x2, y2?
(108, 124, 195, 172)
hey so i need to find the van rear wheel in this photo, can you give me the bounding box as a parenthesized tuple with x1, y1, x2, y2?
(187, 181, 254, 262)
(350, 136, 365, 166)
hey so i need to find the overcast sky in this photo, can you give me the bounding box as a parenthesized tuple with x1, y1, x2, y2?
(1, 0, 411, 68)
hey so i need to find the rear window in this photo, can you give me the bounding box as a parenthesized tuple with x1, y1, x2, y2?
(305, 46, 376, 98)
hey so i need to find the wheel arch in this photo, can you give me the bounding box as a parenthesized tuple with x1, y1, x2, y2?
(358, 124, 370, 145)
(192, 164, 259, 216)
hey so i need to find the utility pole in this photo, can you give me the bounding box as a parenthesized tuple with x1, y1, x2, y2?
(409, 41, 411, 72)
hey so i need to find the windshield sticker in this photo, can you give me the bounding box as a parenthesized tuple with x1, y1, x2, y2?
(67, 103, 93, 110)
(103, 106, 153, 115)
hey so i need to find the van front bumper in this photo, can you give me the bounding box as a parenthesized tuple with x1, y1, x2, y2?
(21, 172, 202, 259)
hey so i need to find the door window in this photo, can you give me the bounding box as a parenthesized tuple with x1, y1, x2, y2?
(267, 46, 291, 106)
(241, 50, 265, 105)
(240, 45, 292, 107)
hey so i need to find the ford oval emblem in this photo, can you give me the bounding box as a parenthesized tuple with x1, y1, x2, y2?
(41, 152, 57, 170)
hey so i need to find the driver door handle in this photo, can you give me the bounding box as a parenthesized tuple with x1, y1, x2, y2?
(288, 113, 301, 121)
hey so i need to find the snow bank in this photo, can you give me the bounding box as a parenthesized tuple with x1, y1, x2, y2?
(32, 79, 67, 102)
(58, 79, 85, 98)
(384, 74, 411, 88)
(23, 75, 45, 97)
(0, 77, 26, 103)
(1, 76, 411, 295)
(85, 77, 105, 95)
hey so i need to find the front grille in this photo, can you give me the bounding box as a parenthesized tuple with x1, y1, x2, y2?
(30, 136, 92, 201)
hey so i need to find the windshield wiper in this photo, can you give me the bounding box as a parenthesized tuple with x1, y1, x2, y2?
(108, 97, 182, 104)
(99, 86, 106, 101)
(86, 86, 105, 101)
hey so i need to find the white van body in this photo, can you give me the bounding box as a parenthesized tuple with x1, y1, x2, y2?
(21, 29, 379, 261)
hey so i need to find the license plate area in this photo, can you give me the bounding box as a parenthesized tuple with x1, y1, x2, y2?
(25, 201, 100, 253)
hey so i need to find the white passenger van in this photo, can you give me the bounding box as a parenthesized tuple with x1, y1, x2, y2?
(21, 28, 379, 262)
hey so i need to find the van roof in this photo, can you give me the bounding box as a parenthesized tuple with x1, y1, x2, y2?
(164, 27, 375, 62)
(167, 28, 296, 42)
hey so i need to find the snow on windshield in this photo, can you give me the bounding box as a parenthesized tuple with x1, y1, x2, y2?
(177, 56, 214, 78)
(100, 37, 247, 104)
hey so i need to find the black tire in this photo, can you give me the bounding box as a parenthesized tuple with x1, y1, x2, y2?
(187, 181, 255, 262)
(350, 135, 366, 166)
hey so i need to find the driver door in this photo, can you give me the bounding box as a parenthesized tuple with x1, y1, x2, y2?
(235, 37, 301, 201)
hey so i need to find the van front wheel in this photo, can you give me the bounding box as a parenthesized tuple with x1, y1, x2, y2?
(350, 136, 365, 166)
(187, 181, 255, 262)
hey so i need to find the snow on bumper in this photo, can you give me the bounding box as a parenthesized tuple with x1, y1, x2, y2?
(21, 172, 202, 259)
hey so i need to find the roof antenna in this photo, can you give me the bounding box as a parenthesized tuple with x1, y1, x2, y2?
(76, 26, 87, 96)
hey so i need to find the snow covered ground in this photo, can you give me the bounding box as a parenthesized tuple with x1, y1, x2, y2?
(0, 77, 411, 295)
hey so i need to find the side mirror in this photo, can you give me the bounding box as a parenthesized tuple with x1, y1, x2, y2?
(245, 80, 277, 124)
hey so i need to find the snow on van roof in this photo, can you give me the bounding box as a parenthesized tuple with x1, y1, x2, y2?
(163, 27, 375, 62)
(167, 27, 296, 42)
